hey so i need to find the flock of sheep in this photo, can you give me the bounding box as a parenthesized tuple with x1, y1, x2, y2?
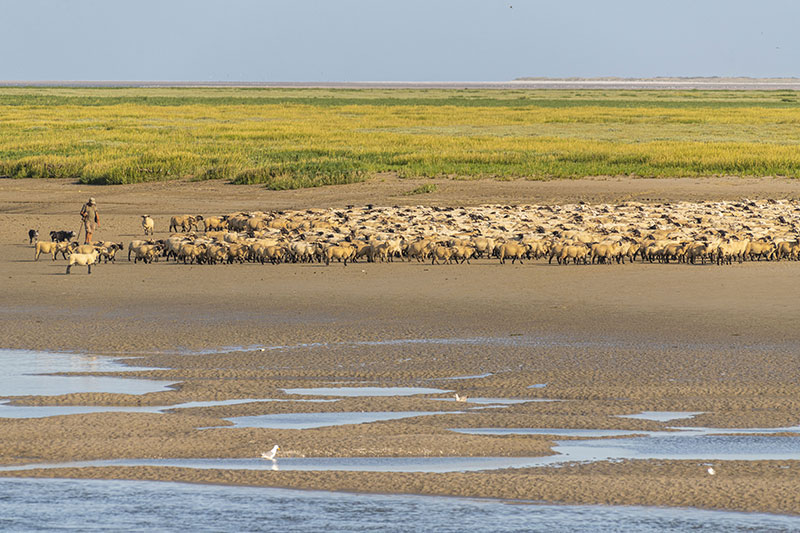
(32, 200, 800, 273)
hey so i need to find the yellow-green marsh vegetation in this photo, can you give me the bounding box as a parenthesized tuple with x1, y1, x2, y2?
(1, 87, 800, 188)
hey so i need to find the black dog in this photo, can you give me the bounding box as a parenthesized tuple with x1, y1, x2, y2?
(50, 230, 76, 242)
(28, 229, 39, 244)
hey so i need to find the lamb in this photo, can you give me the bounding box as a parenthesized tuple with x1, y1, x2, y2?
(66, 250, 99, 274)
(141, 215, 155, 235)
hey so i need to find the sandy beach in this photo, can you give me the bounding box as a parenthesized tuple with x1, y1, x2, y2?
(1, 176, 799, 515)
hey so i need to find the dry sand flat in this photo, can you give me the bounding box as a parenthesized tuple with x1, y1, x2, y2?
(1, 177, 800, 514)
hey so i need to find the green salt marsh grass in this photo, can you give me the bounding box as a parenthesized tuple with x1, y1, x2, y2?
(2, 87, 800, 188)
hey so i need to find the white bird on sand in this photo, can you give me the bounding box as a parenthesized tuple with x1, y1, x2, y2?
(454, 393, 468, 402)
(261, 445, 280, 461)
(707, 467, 716, 476)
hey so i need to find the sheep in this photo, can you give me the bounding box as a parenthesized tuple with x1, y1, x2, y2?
(525, 239, 551, 260)
(716, 238, 749, 265)
(203, 216, 228, 232)
(288, 242, 317, 263)
(747, 240, 775, 261)
(498, 243, 528, 264)
(352, 242, 375, 263)
(66, 250, 99, 274)
(128, 239, 154, 261)
(141, 215, 155, 235)
(98, 243, 123, 263)
(169, 215, 203, 232)
(73, 244, 99, 255)
(406, 239, 433, 262)
(225, 243, 249, 264)
(450, 245, 476, 264)
(471, 237, 496, 258)
(683, 242, 711, 265)
(324, 244, 355, 266)
(177, 243, 206, 264)
(431, 245, 454, 265)
(548, 242, 565, 264)
(203, 244, 229, 265)
(34, 241, 71, 261)
(131, 243, 162, 264)
(590, 242, 623, 265)
(775, 240, 800, 261)
(557, 244, 589, 265)
(261, 245, 287, 265)
(50, 201, 800, 272)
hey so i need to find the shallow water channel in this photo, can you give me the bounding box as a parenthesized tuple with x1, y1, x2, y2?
(1, 478, 799, 532)
(2, 349, 800, 528)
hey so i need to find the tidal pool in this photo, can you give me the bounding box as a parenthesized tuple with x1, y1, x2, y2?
(434, 397, 559, 405)
(1, 478, 800, 532)
(0, 349, 175, 397)
(0, 456, 556, 473)
(617, 411, 705, 422)
(0, 398, 337, 419)
(219, 410, 459, 429)
(281, 387, 450, 397)
(451, 426, 800, 463)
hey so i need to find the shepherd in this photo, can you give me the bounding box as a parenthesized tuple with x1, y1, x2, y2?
(79, 197, 100, 244)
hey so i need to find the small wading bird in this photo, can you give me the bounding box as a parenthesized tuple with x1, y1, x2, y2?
(261, 445, 280, 461)
(454, 393, 468, 402)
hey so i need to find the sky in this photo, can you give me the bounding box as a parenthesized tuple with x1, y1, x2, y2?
(2, 0, 798, 81)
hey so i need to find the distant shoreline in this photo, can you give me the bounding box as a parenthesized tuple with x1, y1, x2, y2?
(2, 78, 800, 90)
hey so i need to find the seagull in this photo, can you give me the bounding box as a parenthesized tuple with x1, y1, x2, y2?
(707, 467, 715, 476)
(454, 393, 468, 402)
(261, 445, 279, 461)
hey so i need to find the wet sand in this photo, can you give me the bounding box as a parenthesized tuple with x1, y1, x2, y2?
(1, 176, 800, 514)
